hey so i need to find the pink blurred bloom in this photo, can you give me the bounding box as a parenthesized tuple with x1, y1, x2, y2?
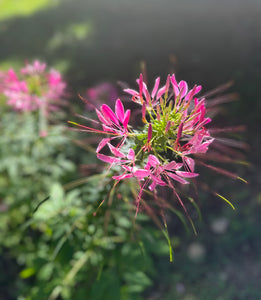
(46, 69, 66, 105)
(1, 60, 66, 112)
(21, 60, 46, 75)
(39, 130, 48, 137)
(86, 82, 118, 111)
(3, 69, 41, 111)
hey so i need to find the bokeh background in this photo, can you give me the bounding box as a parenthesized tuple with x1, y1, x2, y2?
(0, 0, 260, 299)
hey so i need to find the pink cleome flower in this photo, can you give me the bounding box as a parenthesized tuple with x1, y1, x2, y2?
(1, 60, 66, 112)
(75, 74, 213, 189)
(71, 73, 246, 218)
(88, 75, 208, 196)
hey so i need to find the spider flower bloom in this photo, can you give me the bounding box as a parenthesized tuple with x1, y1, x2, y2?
(76, 74, 213, 185)
(72, 73, 246, 220)
(1, 60, 66, 112)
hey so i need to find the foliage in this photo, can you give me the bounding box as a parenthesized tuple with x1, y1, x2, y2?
(15, 177, 169, 300)
(0, 104, 169, 299)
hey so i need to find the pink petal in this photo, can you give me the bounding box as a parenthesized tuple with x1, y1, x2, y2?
(113, 173, 134, 180)
(150, 174, 166, 186)
(115, 99, 125, 123)
(194, 98, 205, 112)
(199, 106, 206, 124)
(136, 77, 147, 91)
(186, 85, 201, 101)
(178, 80, 188, 99)
(170, 75, 179, 98)
(20, 81, 28, 92)
(147, 155, 160, 167)
(96, 138, 111, 153)
(197, 138, 214, 153)
(133, 169, 150, 179)
(183, 156, 195, 172)
(124, 88, 139, 96)
(101, 104, 119, 125)
(96, 109, 112, 126)
(102, 124, 114, 133)
(195, 85, 202, 94)
(173, 85, 180, 99)
(7, 69, 18, 81)
(167, 172, 189, 184)
(194, 117, 212, 131)
(127, 149, 135, 160)
(148, 181, 157, 191)
(97, 154, 122, 163)
(170, 74, 178, 86)
(156, 84, 167, 99)
(122, 165, 132, 172)
(123, 109, 130, 129)
(163, 161, 179, 170)
(151, 77, 160, 98)
(165, 74, 170, 94)
(34, 60, 46, 72)
(175, 163, 184, 169)
(176, 171, 199, 178)
(176, 122, 183, 145)
(144, 88, 151, 104)
(185, 85, 196, 101)
(156, 75, 170, 100)
(108, 143, 125, 157)
(164, 121, 171, 134)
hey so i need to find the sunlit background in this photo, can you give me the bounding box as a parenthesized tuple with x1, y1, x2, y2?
(0, 0, 260, 299)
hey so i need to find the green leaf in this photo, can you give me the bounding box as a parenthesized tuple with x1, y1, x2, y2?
(37, 263, 53, 280)
(50, 183, 65, 203)
(117, 216, 132, 228)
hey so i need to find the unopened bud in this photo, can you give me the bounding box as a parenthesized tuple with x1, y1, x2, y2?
(142, 102, 146, 122)
(165, 121, 171, 134)
(147, 123, 152, 142)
